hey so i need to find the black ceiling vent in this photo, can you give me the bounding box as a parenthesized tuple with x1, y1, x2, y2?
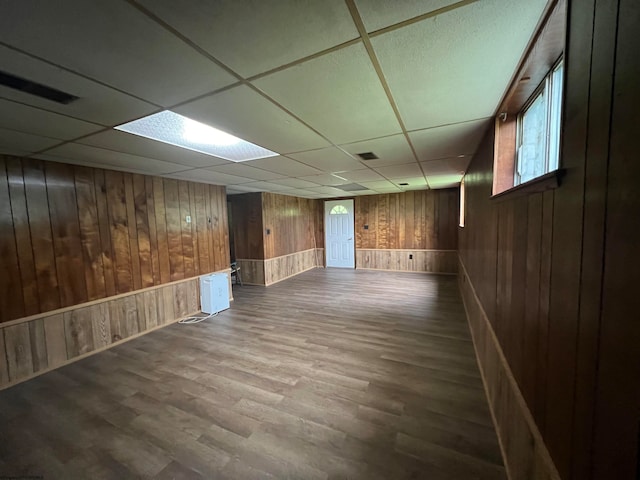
(356, 152, 379, 160)
(0, 71, 79, 104)
(398, 182, 409, 186)
(339, 183, 368, 192)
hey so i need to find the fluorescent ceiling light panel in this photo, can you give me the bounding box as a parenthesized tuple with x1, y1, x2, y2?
(115, 110, 278, 162)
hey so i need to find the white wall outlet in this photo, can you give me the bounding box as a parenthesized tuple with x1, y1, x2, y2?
(186, 215, 191, 224)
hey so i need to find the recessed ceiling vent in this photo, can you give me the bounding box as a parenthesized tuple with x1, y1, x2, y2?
(338, 183, 368, 192)
(356, 152, 378, 160)
(0, 71, 79, 104)
(398, 182, 409, 186)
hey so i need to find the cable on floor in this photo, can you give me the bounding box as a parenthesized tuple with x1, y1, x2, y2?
(178, 311, 219, 324)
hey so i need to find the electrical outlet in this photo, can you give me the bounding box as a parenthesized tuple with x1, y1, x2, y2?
(186, 215, 191, 224)
(409, 254, 413, 259)
(364, 224, 369, 230)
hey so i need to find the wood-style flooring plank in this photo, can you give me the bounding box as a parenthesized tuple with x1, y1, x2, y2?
(0, 269, 504, 479)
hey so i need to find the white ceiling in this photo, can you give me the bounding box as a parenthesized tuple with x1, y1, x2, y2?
(0, 0, 548, 198)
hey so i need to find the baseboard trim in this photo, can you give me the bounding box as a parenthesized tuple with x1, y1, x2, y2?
(458, 256, 560, 480)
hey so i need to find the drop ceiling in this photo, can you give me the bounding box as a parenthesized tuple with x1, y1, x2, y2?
(0, 0, 548, 198)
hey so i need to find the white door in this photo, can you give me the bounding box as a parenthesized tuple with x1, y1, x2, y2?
(325, 199, 355, 268)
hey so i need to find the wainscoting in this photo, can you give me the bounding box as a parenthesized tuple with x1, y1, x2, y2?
(0, 269, 230, 390)
(356, 249, 457, 274)
(237, 248, 324, 286)
(458, 258, 559, 480)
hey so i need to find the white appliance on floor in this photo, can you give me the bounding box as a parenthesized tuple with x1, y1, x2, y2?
(200, 273, 230, 314)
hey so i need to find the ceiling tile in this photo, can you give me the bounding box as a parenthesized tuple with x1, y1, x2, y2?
(254, 43, 402, 144)
(421, 157, 471, 176)
(372, 0, 547, 130)
(165, 168, 254, 185)
(244, 156, 322, 177)
(427, 173, 464, 189)
(240, 181, 293, 192)
(288, 147, 363, 173)
(206, 163, 284, 181)
(222, 184, 264, 193)
(0, 1, 236, 106)
(136, 0, 359, 78)
(408, 118, 490, 161)
(355, 0, 461, 32)
(307, 186, 349, 196)
(359, 180, 400, 189)
(268, 178, 319, 189)
(298, 174, 349, 187)
(374, 163, 422, 179)
(0, 99, 103, 140)
(40, 143, 192, 175)
(0, 45, 157, 126)
(175, 85, 329, 155)
(340, 169, 385, 182)
(280, 188, 320, 198)
(371, 186, 403, 193)
(78, 130, 231, 168)
(340, 134, 415, 167)
(0, 128, 61, 153)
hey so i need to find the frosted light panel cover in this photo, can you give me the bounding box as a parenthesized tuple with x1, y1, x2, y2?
(115, 111, 279, 162)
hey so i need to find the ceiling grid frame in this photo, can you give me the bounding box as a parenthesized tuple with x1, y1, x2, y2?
(0, 0, 550, 196)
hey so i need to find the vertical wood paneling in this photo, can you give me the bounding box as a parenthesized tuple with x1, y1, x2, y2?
(145, 176, 161, 286)
(44, 313, 67, 366)
(592, 0, 639, 477)
(64, 306, 95, 358)
(74, 166, 106, 301)
(6, 158, 39, 316)
(194, 183, 210, 274)
(230, 192, 264, 260)
(124, 173, 142, 291)
(188, 182, 200, 275)
(28, 319, 48, 372)
(0, 156, 229, 324)
(0, 275, 210, 389)
(163, 179, 184, 281)
(4, 323, 33, 381)
(46, 162, 88, 307)
(459, 0, 637, 476)
(0, 158, 25, 320)
(23, 159, 60, 312)
(133, 174, 153, 288)
(105, 170, 133, 294)
(178, 180, 195, 278)
(94, 169, 116, 297)
(90, 303, 111, 350)
(354, 190, 458, 251)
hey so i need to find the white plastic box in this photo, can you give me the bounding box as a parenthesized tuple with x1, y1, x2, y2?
(200, 273, 230, 314)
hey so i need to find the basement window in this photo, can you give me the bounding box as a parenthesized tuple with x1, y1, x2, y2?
(515, 60, 564, 185)
(491, 0, 566, 197)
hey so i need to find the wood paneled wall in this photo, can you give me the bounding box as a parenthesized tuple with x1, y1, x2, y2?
(459, 0, 640, 478)
(231, 192, 323, 261)
(354, 190, 458, 250)
(262, 192, 323, 259)
(352, 190, 458, 274)
(229, 192, 264, 260)
(0, 155, 230, 323)
(0, 276, 205, 389)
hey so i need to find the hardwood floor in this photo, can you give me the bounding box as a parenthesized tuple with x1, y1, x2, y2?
(0, 268, 505, 479)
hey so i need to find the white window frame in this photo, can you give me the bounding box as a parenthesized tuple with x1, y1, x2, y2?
(515, 57, 564, 186)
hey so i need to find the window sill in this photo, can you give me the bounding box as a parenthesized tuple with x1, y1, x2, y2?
(491, 169, 565, 201)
